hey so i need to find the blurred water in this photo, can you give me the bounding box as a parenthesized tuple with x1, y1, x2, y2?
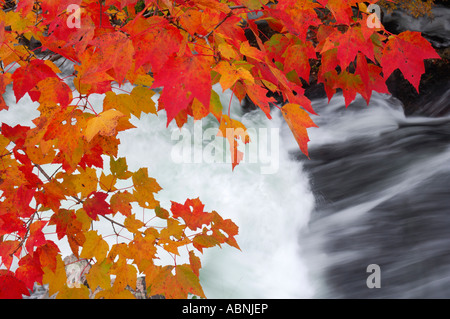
(296, 93, 450, 298)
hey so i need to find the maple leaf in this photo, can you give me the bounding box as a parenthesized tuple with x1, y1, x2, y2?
(84, 109, 125, 142)
(12, 59, 58, 102)
(83, 192, 113, 220)
(174, 264, 206, 298)
(80, 230, 109, 262)
(86, 259, 112, 291)
(42, 255, 68, 297)
(332, 26, 375, 69)
(0, 270, 29, 299)
(268, 0, 322, 41)
(110, 259, 137, 290)
(124, 214, 145, 234)
(25, 221, 48, 253)
(110, 191, 134, 216)
(49, 209, 85, 257)
(132, 167, 162, 209)
(0, 240, 21, 269)
(214, 61, 254, 92)
(281, 103, 318, 157)
(283, 41, 317, 82)
(15, 252, 44, 290)
(356, 53, 389, 105)
(31, 77, 73, 107)
(193, 231, 221, 253)
(188, 250, 201, 277)
(123, 16, 183, 73)
(0, 73, 12, 111)
(75, 167, 98, 199)
(334, 70, 364, 107)
(210, 211, 240, 250)
(36, 241, 59, 273)
(244, 83, 276, 119)
(128, 231, 158, 271)
(89, 32, 134, 85)
(152, 54, 212, 125)
(50, 209, 77, 240)
(217, 115, 250, 170)
(381, 31, 440, 92)
(317, 0, 360, 25)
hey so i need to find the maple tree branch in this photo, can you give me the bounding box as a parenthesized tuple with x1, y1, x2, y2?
(31, 161, 126, 230)
(101, 214, 126, 229)
(10, 210, 38, 257)
(204, 10, 233, 40)
(228, 5, 247, 10)
(34, 163, 52, 181)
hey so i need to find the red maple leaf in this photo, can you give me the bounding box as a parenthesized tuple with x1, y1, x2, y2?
(171, 198, 213, 231)
(11, 59, 58, 102)
(0, 270, 30, 299)
(83, 192, 113, 220)
(152, 54, 212, 125)
(381, 31, 440, 92)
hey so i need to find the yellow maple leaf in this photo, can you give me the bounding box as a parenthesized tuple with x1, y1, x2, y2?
(84, 109, 125, 142)
(80, 230, 109, 262)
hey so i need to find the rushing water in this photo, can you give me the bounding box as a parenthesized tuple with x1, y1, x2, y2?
(297, 92, 450, 298)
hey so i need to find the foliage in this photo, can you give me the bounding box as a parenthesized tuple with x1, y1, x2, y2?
(0, 0, 440, 298)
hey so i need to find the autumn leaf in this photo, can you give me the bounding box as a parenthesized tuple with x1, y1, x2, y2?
(268, 0, 322, 41)
(152, 54, 212, 125)
(317, 0, 360, 25)
(36, 241, 59, 273)
(89, 32, 134, 84)
(110, 259, 137, 290)
(124, 214, 145, 233)
(132, 168, 162, 209)
(80, 230, 109, 262)
(15, 252, 44, 290)
(0, 240, 21, 269)
(0, 270, 29, 299)
(110, 156, 132, 180)
(356, 53, 389, 104)
(283, 41, 317, 82)
(0, 73, 12, 111)
(381, 31, 440, 92)
(214, 61, 254, 91)
(174, 264, 206, 298)
(171, 198, 212, 231)
(84, 109, 125, 142)
(25, 220, 48, 253)
(12, 59, 58, 102)
(42, 255, 67, 297)
(281, 103, 318, 157)
(123, 15, 183, 73)
(217, 115, 250, 170)
(189, 250, 201, 277)
(110, 191, 134, 216)
(83, 191, 113, 220)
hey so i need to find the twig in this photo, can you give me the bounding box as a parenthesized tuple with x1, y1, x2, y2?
(204, 10, 233, 40)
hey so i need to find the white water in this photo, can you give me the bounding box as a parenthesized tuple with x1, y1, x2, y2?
(112, 84, 316, 298)
(1, 80, 316, 298)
